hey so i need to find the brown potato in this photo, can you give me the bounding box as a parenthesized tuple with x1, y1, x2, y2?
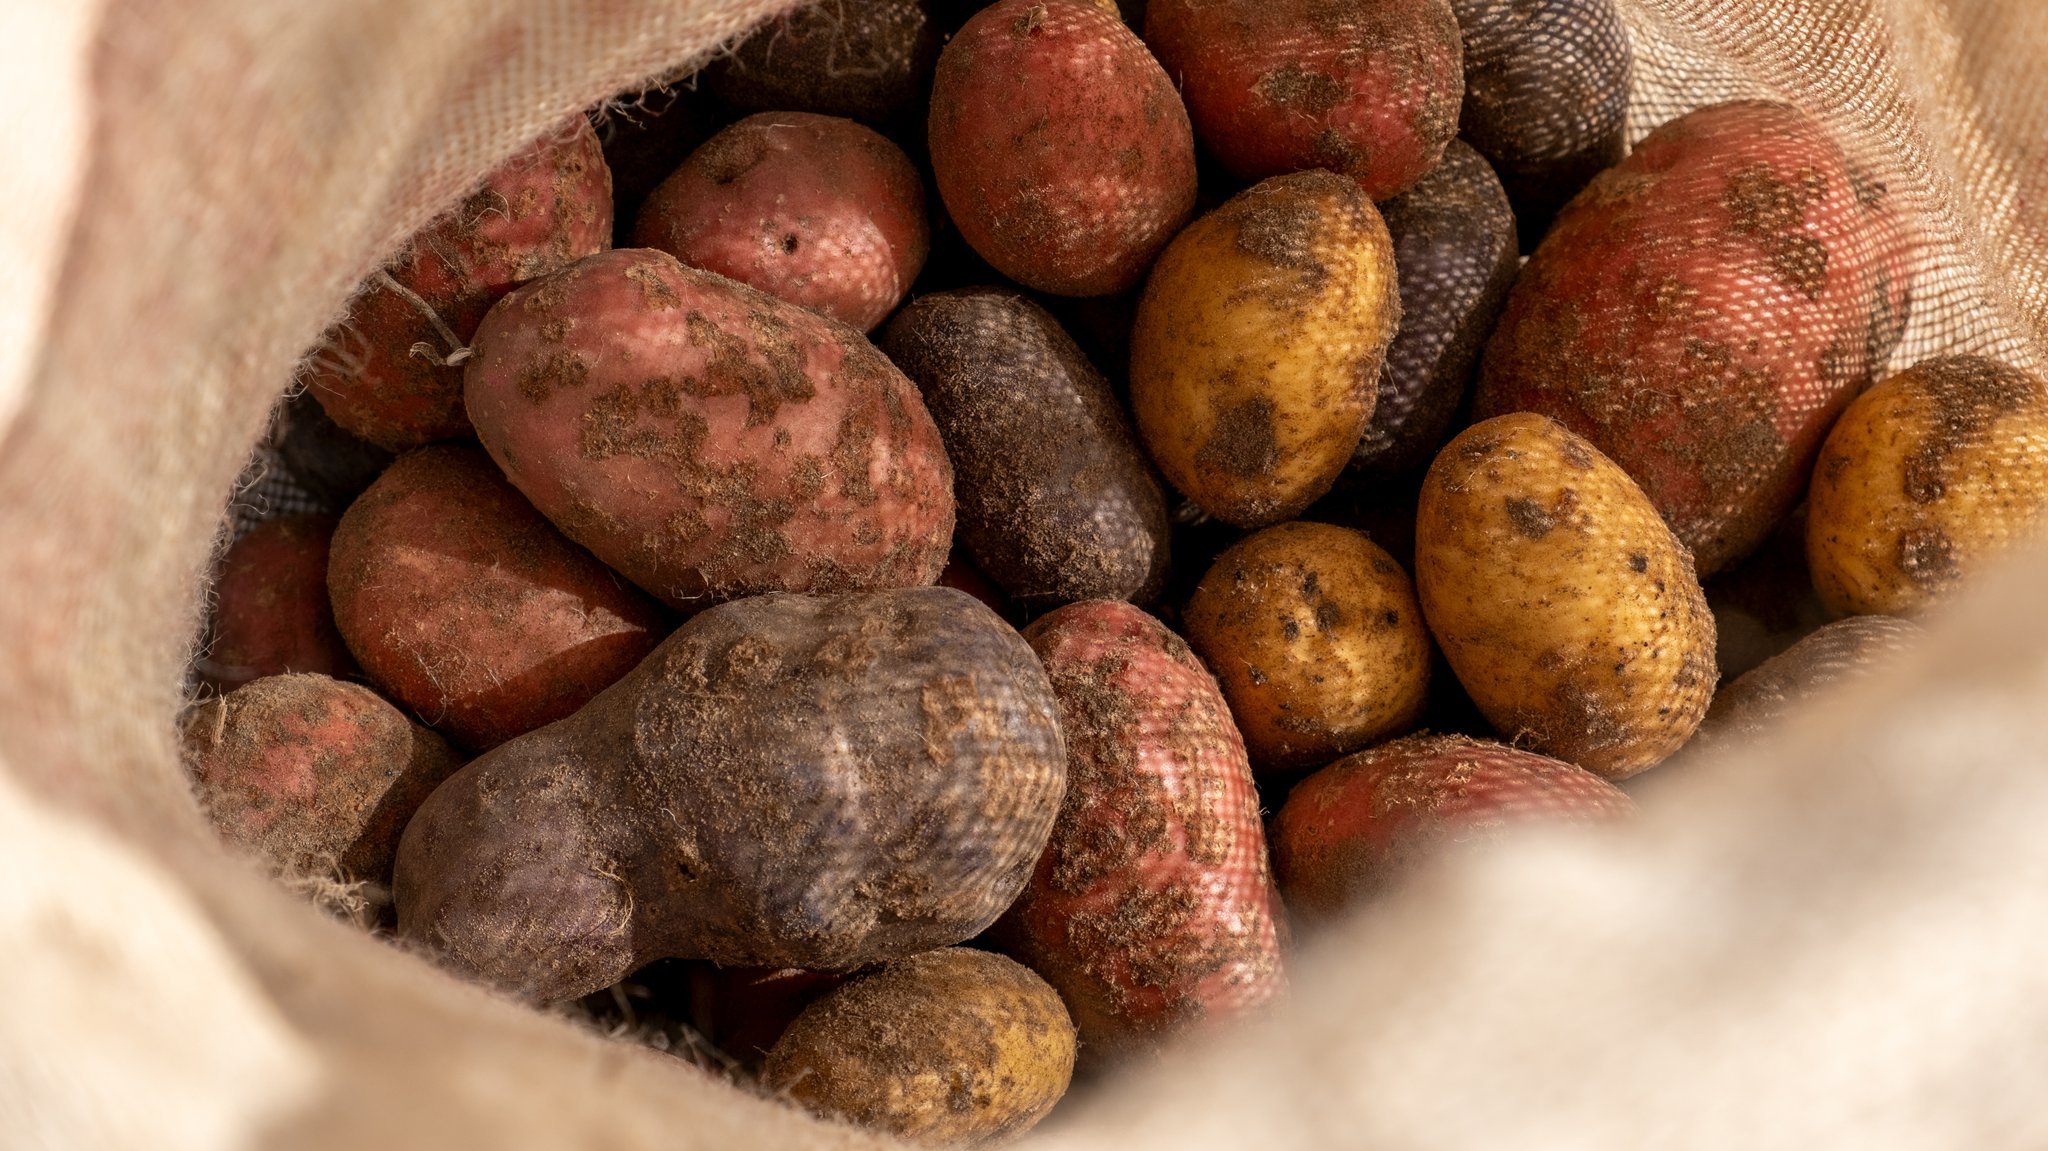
(1131, 171, 1400, 528)
(1183, 522, 1430, 773)
(1415, 413, 1717, 778)
(1807, 355, 2048, 616)
(762, 948, 1076, 1147)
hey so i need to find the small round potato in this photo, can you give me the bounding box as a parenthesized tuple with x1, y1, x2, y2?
(1131, 171, 1400, 528)
(762, 948, 1076, 1147)
(1415, 413, 1717, 778)
(1807, 355, 2048, 616)
(1183, 522, 1430, 773)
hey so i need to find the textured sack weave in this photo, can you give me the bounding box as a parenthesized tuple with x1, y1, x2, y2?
(2, 0, 2046, 1147)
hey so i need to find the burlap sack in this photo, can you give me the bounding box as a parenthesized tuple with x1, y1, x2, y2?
(3, 0, 2045, 1146)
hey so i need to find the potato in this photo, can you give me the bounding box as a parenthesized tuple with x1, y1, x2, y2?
(275, 389, 394, 510)
(201, 516, 355, 691)
(928, 0, 1197, 296)
(762, 948, 1076, 1147)
(1475, 100, 1909, 575)
(1694, 615, 1923, 753)
(306, 117, 612, 450)
(1271, 733, 1633, 919)
(632, 113, 930, 332)
(1416, 413, 1717, 778)
(394, 587, 1064, 1001)
(326, 444, 669, 751)
(1000, 600, 1285, 1060)
(1182, 522, 1430, 773)
(1349, 140, 1519, 480)
(1143, 0, 1465, 200)
(181, 674, 462, 888)
(704, 0, 941, 126)
(1807, 355, 2048, 615)
(1452, 0, 1633, 238)
(1130, 171, 1400, 528)
(881, 287, 1170, 606)
(462, 248, 955, 611)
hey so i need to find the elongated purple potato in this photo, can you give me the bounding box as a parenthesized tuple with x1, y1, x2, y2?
(394, 587, 1067, 1003)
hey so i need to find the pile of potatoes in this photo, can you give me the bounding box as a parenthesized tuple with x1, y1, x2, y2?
(187, 0, 2048, 1144)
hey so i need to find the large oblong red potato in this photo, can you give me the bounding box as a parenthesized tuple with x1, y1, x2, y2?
(1001, 599, 1286, 1060)
(929, 0, 1197, 296)
(463, 248, 955, 610)
(307, 117, 612, 450)
(1475, 100, 1910, 575)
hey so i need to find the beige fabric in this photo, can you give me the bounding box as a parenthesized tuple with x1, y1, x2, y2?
(0, 0, 2043, 1146)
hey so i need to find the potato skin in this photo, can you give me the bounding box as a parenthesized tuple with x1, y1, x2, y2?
(929, 0, 1197, 296)
(1271, 733, 1633, 918)
(1144, 0, 1465, 200)
(394, 587, 1065, 1002)
(704, 0, 941, 125)
(881, 287, 1170, 607)
(180, 674, 462, 887)
(1475, 101, 1908, 575)
(463, 248, 954, 610)
(1416, 414, 1717, 778)
(1183, 522, 1430, 774)
(307, 117, 612, 450)
(763, 948, 1076, 1147)
(632, 113, 929, 332)
(1695, 615, 1922, 752)
(1807, 356, 2048, 616)
(327, 445, 668, 751)
(201, 516, 355, 691)
(1452, 0, 1633, 238)
(1349, 140, 1520, 480)
(1001, 600, 1285, 1060)
(1132, 171, 1400, 528)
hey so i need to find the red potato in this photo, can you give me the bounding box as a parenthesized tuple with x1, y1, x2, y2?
(201, 516, 355, 691)
(1475, 100, 1910, 575)
(1271, 732, 1633, 918)
(463, 248, 955, 610)
(1144, 0, 1465, 200)
(1001, 599, 1286, 1060)
(632, 113, 930, 332)
(327, 445, 668, 751)
(180, 673, 462, 888)
(306, 117, 613, 450)
(929, 0, 1198, 296)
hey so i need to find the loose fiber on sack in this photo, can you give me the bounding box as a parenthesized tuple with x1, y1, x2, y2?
(3, 0, 2048, 1149)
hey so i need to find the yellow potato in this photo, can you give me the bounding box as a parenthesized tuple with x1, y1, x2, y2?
(1130, 170, 1399, 528)
(762, 948, 1076, 1147)
(1415, 413, 1716, 778)
(1807, 355, 2048, 616)
(1183, 521, 1430, 773)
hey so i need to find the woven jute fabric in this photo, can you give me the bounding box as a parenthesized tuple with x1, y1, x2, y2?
(1, 0, 2045, 1147)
